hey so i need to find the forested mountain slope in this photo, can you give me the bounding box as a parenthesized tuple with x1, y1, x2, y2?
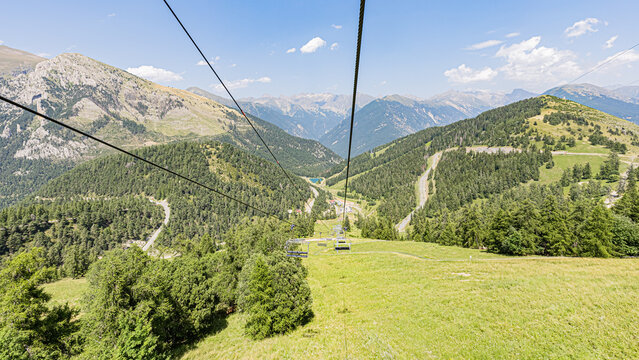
(320, 89, 535, 157)
(36, 141, 312, 239)
(0, 46, 340, 207)
(328, 96, 639, 226)
(1, 140, 317, 270)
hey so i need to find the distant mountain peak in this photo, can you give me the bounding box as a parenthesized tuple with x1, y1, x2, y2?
(544, 83, 639, 122)
(0, 45, 46, 76)
(0, 46, 342, 207)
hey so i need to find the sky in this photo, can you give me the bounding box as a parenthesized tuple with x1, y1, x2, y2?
(1, 0, 638, 98)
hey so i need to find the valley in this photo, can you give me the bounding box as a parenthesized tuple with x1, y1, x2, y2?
(0, 46, 341, 207)
(2, 16, 639, 358)
(5, 94, 639, 359)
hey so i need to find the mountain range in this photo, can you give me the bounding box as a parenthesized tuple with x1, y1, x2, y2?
(544, 83, 639, 123)
(318, 89, 536, 157)
(4, 44, 639, 208)
(189, 86, 539, 158)
(187, 87, 374, 140)
(0, 46, 340, 207)
(208, 83, 639, 158)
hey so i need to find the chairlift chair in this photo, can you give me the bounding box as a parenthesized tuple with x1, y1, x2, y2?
(332, 225, 351, 251)
(285, 238, 309, 258)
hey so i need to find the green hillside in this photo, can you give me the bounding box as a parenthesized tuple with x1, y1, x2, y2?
(0, 49, 341, 208)
(1, 140, 321, 271)
(326, 96, 639, 225)
(45, 240, 639, 359)
(35, 141, 313, 241)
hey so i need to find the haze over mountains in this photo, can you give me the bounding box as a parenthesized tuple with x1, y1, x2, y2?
(196, 83, 639, 158)
(190, 85, 538, 157)
(319, 89, 537, 157)
(187, 86, 374, 141)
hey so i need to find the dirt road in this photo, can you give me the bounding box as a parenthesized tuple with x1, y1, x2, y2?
(142, 198, 170, 251)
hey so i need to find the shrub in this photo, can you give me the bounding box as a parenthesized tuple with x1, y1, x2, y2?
(237, 252, 313, 339)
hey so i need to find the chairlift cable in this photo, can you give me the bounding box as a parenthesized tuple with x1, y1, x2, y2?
(567, 41, 639, 85)
(341, 0, 366, 227)
(162, 0, 332, 234)
(0, 94, 294, 226)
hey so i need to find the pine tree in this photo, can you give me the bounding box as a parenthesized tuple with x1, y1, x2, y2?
(577, 204, 614, 257)
(540, 196, 572, 256)
(343, 215, 351, 232)
(572, 164, 583, 182)
(560, 169, 572, 187)
(240, 255, 275, 340)
(582, 162, 592, 179)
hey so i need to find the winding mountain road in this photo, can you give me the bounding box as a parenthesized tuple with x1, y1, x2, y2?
(142, 198, 170, 251)
(305, 186, 319, 214)
(396, 152, 441, 233)
(395, 146, 527, 233)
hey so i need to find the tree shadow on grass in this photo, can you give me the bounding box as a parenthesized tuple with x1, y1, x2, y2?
(171, 314, 229, 358)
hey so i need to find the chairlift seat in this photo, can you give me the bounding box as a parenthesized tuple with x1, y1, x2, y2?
(287, 250, 308, 255)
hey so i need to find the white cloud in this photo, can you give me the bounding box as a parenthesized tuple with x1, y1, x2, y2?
(330, 42, 339, 51)
(466, 39, 503, 50)
(495, 36, 580, 83)
(597, 49, 639, 69)
(230, 63, 237, 68)
(286, 47, 296, 54)
(37, 53, 51, 58)
(604, 35, 618, 49)
(0, 40, 3, 45)
(108, 13, 116, 17)
(214, 77, 271, 91)
(506, 32, 520, 38)
(444, 64, 498, 83)
(126, 65, 183, 82)
(380, 80, 387, 86)
(300, 37, 326, 53)
(196, 56, 220, 66)
(331, 24, 342, 29)
(565, 18, 600, 38)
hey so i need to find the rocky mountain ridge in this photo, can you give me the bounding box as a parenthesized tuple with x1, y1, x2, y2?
(0, 46, 341, 207)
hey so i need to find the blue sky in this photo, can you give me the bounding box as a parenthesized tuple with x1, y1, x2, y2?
(1, 0, 638, 98)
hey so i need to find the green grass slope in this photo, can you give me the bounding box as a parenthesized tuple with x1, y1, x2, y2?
(65, 240, 632, 358)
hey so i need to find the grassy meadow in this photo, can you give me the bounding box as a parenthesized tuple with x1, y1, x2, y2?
(177, 240, 639, 359)
(44, 240, 639, 359)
